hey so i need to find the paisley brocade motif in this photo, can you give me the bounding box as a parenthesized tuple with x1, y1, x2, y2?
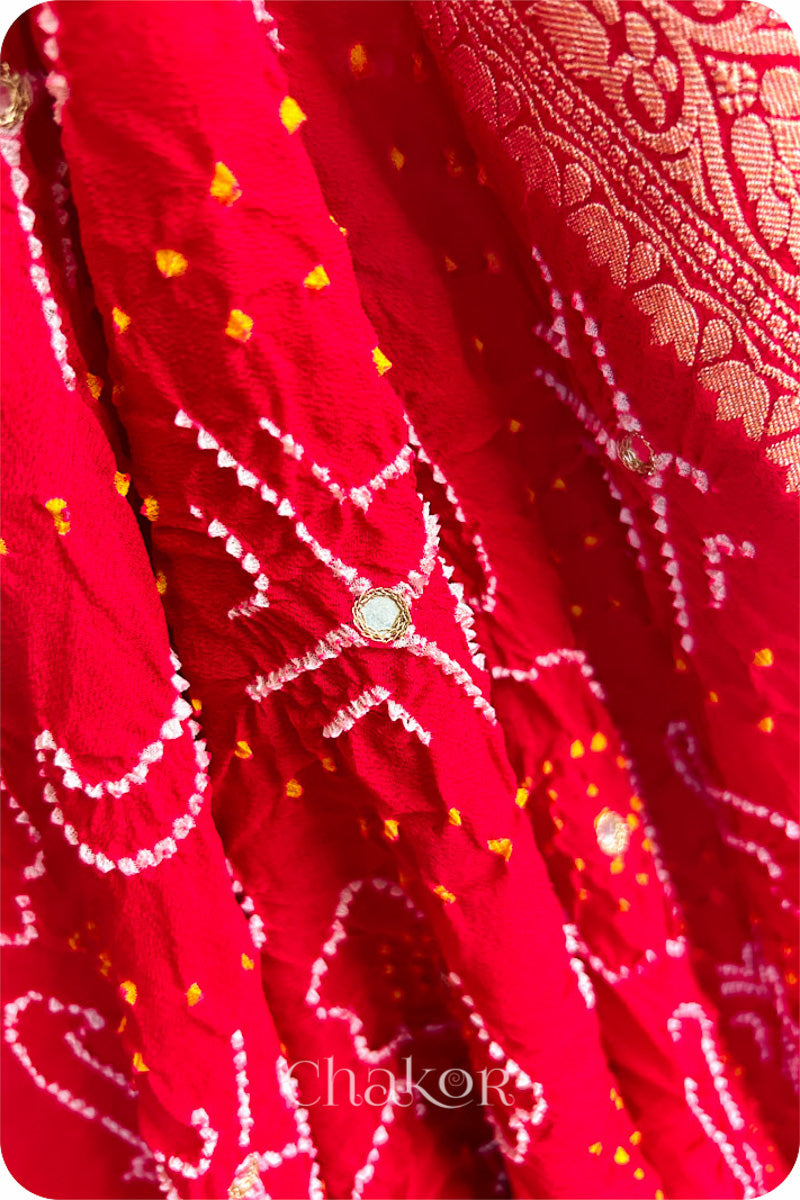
(417, 0, 800, 489)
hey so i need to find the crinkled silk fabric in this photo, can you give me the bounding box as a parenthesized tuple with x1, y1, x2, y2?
(1, 3, 798, 1199)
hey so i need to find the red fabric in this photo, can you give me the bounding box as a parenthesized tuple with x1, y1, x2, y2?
(1, 3, 797, 1199)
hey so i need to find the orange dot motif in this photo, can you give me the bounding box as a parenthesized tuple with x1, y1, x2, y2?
(279, 95, 306, 134)
(209, 161, 241, 205)
(45, 497, 70, 535)
(225, 309, 254, 343)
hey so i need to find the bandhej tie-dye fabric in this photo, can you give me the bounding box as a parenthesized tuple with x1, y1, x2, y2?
(1, 3, 798, 1198)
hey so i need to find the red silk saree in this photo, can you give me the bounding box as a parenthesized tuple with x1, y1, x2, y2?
(1, 3, 798, 1197)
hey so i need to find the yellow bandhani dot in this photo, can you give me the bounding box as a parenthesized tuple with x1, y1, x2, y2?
(0, 539, 7, 555)
(234, 741, 253, 759)
(156, 248, 188, 278)
(610, 1087, 623, 1108)
(303, 264, 330, 291)
(590, 732, 608, 752)
(570, 604, 583, 618)
(241, 953, 255, 970)
(758, 716, 774, 733)
(86, 373, 103, 399)
(349, 42, 370, 75)
(226, 309, 254, 343)
(627, 813, 640, 830)
(120, 980, 137, 1005)
(546, 787, 558, 802)
(279, 95, 307, 134)
(472, 336, 484, 353)
(191, 698, 202, 713)
(384, 818, 399, 841)
(570, 739, 585, 759)
(140, 496, 159, 522)
(708, 691, 719, 703)
(114, 471, 130, 496)
(589, 1142, 602, 1155)
(155, 571, 167, 595)
(444, 255, 458, 272)
(584, 534, 599, 547)
(509, 418, 522, 433)
(619, 897, 630, 912)
(448, 807, 462, 826)
(488, 838, 513, 862)
(577, 887, 588, 901)
(117, 1015, 127, 1034)
(45, 497, 71, 535)
(112, 306, 130, 333)
(542, 760, 554, 775)
(186, 982, 203, 1007)
(630, 1130, 642, 1146)
(616, 755, 629, 769)
(633, 1168, 644, 1180)
(210, 161, 241, 205)
(390, 145, 405, 171)
(675, 657, 688, 672)
(321, 756, 336, 772)
(630, 795, 643, 812)
(285, 778, 303, 798)
(553, 815, 564, 830)
(98, 951, 112, 977)
(329, 213, 348, 236)
(132, 1052, 149, 1073)
(636, 872, 649, 886)
(586, 783, 599, 798)
(656, 1191, 665, 1199)
(553, 477, 567, 491)
(372, 346, 392, 375)
(515, 786, 529, 808)
(575, 857, 586, 872)
(753, 648, 774, 667)
(610, 856, 624, 874)
(641, 837, 652, 852)
(434, 884, 456, 904)
(445, 148, 464, 177)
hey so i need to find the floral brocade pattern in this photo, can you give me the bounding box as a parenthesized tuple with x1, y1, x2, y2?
(417, 0, 800, 489)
